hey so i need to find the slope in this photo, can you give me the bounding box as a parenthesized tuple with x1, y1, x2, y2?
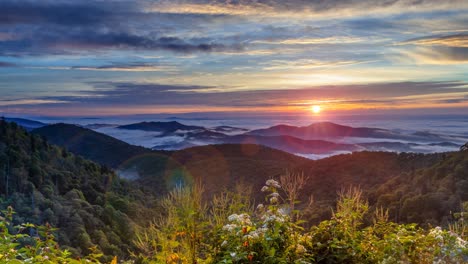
(0, 120, 158, 261)
(33, 123, 152, 168)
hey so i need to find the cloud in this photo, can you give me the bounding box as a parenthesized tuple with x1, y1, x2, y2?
(148, 0, 468, 18)
(395, 34, 468, 64)
(0, 1, 130, 26)
(398, 46, 468, 64)
(0, 99, 65, 106)
(261, 59, 373, 71)
(253, 36, 364, 45)
(437, 95, 468, 104)
(27, 62, 179, 72)
(0, 30, 245, 56)
(0, 61, 16, 67)
(0, 1, 245, 56)
(401, 33, 468, 48)
(69, 63, 178, 72)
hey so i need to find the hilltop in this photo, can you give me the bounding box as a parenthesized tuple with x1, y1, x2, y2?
(33, 123, 152, 168)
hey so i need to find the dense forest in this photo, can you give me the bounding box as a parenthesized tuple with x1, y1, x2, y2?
(0, 119, 160, 261)
(1, 119, 467, 262)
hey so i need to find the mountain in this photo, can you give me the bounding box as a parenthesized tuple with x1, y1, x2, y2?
(246, 121, 454, 142)
(85, 120, 465, 155)
(83, 123, 117, 129)
(4, 117, 46, 131)
(117, 121, 204, 134)
(149, 129, 459, 155)
(223, 135, 359, 154)
(33, 123, 151, 168)
(247, 122, 389, 138)
(120, 144, 310, 198)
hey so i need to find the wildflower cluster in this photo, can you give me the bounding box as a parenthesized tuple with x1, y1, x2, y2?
(217, 179, 309, 263)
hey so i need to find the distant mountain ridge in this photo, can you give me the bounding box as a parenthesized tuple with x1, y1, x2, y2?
(3, 117, 47, 130)
(113, 120, 464, 155)
(117, 121, 204, 134)
(248, 122, 408, 140)
(4, 116, 460, 158)
(33, 123, 151, 168)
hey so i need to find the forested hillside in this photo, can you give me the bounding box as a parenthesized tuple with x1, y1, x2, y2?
(0, 119, 158, 261)
(33, 123, 152, 168)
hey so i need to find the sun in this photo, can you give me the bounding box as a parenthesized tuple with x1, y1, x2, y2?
(311, 105, 321, 114)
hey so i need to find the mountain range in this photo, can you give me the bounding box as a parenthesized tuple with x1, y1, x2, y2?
(107, 120, 465, 156)
(4, 118, 465, 157)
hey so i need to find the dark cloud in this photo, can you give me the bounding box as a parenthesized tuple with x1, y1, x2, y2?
(0, 61, 16, 67)
(54, 32, 240, 53)
(0, 1, 244, 55)
(0, 30, 244, 55)
(345, 18, 399, 31)
(68, 62, 176, 72)
(0, 1, 129, 26)
(438, 95, 468, 104)
(433, 46, 468, 61)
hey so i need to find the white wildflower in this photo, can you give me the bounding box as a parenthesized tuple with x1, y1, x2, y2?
(257, 204, 264, 210)
(270, 192, 280, 198)
(237, 213, 252, 225)
(270, 196, 278, 204)
(261, 186, 269, 192)
(223, 224, 237, 232)
(228, 214, 239, 222)
(250, 231, 260, 239)
(456, 237, 467, 248)
(266, 179, 280, 188)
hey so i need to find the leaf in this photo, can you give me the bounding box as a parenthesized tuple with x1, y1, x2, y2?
(111, 256, 118, 264)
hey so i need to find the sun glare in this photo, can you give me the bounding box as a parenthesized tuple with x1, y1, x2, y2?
(311, 105, 321, 114)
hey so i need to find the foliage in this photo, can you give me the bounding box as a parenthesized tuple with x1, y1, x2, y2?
(134, 179, 468, 263)
(133, 182, 207, 263)
(0, 119, 159, 261)
(0, 206, 102, 263)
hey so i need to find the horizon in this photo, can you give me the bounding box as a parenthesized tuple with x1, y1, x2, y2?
(1, 1, 467, 117)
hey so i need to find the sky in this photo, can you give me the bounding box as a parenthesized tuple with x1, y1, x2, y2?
(0, 0, 467, 118)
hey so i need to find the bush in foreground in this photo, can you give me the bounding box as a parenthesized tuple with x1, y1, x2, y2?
(134, 174, 467, 263)
(0, 206, 103, 263)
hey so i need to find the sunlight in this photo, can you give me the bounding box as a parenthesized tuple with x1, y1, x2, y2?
(311, 105, 321, 114)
